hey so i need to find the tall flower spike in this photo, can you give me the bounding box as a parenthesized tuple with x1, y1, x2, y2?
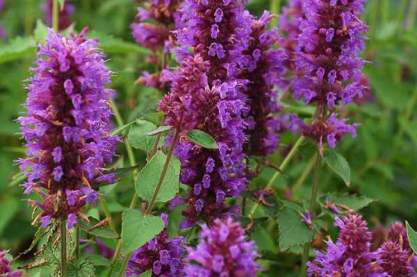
(0, 251, 22, 277)
(131, 0, 181, 89)
(127, 214, 185, 276)
(290, 0, 368, 150)
(184, 217, 259, 276)
(19, 29, 118, 229)
(43, 0, 74, 31)
(161, 0, 252, 226)
(307, 214, 377, 276)
(241, 11, 286, 156)
(376, 241, 416, 277)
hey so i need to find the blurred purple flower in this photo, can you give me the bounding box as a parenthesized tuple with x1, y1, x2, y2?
(43, 0, 74, 31)
(18, 29, 118, 228)
(184, 217, 259, 276)
(0, 251, 21, 277)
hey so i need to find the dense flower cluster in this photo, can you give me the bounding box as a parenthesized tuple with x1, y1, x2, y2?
(241, 11, 286, 156)
(308, 214, 417, 276)
(127, 214, 185, 276)
(160, 0, 256, 226)
(43, 0, 74, 31)
(19, 30, 118, 229)
(285, 0, 368, 150)
(131, 0, 181, 89)
(0, 251, 21, 277)
(184, 217, 259, 276)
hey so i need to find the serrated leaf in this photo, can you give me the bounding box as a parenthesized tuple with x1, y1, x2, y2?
(323, 194, 374, 211)
(146, 125, 172, 136)
(121, 209, 164, 253)
(135, 151, 180, 203)
(0, 37, 36, 64)
(79, 218, 119, 239)
(128, 120, 157, 152)
(323, 150, 351, 186)
(67, 258, 96, 277)
(187, 129, 218, 149)
(406, 221, 417, 255)
(277, 205, 313, 251)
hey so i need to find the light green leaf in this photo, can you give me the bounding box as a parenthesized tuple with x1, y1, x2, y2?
(135, 151, 180, 203)
(323, 150, 351, 186)
(406, 221, 417, 255)
(277, 204, 313, 251)
(0, 37, 36, 64)
(322, 194, 374, 211)
(128, 120, 157, 152)
(34, 20, 49, 43)
(121, 209, 164, 253)
(187, 129, 218, 149)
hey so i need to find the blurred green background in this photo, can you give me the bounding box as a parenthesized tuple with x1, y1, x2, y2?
(0, 0, 416, 270)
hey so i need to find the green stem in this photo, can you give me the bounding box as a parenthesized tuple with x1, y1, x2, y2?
(100, 197, 116, 232)
(145, 129, 179, 214)
(270, 0, 281, 27)
(52, 0, 59, 32)
(61, 220, 67, 277)
(292, 153, 318, 195)
(248, 136, 305, 218)
(300, 155, 321, 276)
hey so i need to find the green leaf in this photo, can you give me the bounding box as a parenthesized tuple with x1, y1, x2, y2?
(121, 209, 164, 253)
(146, 125, 172, 136)
(406, 221, 417, 255)
(322, 194, 374, 211)
(112, 120, 136, 135)
(34, 20, 49, 43)
(78, 218, 119, 239)
(0, 198, 19, 235)
(0, 37, 36, 64)
(128, 120, 157, 152)
(135, 151, 180, 203)
(323, 150, 351, 186)
(67, 258, 96, 277)
(277, 204, 313, 251)
(89, 31, 149, 55)
(187, 129, 218, 149)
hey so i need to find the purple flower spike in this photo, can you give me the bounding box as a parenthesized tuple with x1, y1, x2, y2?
(19, 29, 118, 228)
(307, 214, 377, 276)
(127, 214, 185, 277)
(377, 241, 416, 277)
(286, 0, 368, 149)
(0, 251, 22, 277)
(184, 217, 259, 277)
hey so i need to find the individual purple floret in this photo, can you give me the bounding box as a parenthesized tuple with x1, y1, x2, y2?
(289, 0, 368, 149)
(184, 217, 259, 277)
(0, 251, 22, 277)
(307, 213, 377, 276)
(240, 11, 286, 156)
(126, 214, 185, 277)
(43, 0, 74, 31)
(18, 29, 118, 229)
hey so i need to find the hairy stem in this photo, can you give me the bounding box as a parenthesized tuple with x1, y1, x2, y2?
(60, 220, 67, 277)
(248, 136, 305, 219)
(300, 155, 321, 276)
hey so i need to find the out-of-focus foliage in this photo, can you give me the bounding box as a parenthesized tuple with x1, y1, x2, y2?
(0, 0, 416, 276)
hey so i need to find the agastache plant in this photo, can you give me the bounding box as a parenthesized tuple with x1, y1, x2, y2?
(290, 0, 368, 152)
(160, 0, 253, 227)
(131, 0, 181, 89)
(184, 217, 259, 276)
(18, 29, 118, 229)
